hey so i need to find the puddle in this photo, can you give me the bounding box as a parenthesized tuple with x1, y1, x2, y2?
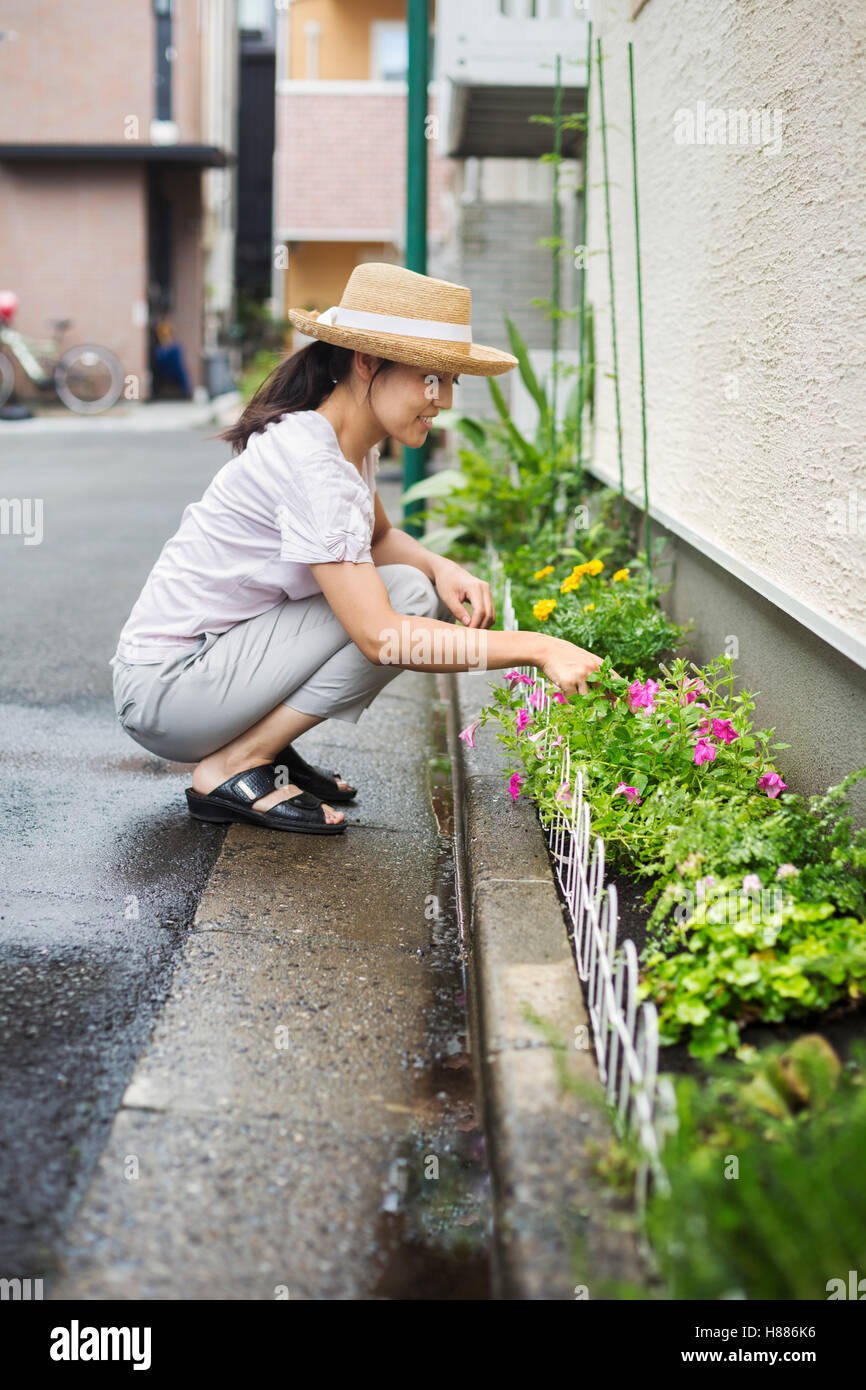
(370, 697, 491, 1299)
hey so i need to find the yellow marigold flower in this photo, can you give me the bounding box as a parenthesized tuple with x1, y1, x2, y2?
(583, 602, 595, 612)
(533, 598, 557, 621)
(571, 562, 592, 577)
(586, 559, 604, 576)
(612, 568, 629, 582)
(560, 573, 581, 593)
(533, 565, 555, 579)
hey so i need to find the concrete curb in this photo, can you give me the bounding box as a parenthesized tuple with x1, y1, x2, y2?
(445, 667, 645, 1299)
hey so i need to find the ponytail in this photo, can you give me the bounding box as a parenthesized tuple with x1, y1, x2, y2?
(217, 338, 396, 456)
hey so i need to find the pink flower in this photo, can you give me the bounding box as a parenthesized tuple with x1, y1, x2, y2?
(679, 678, 707, 705)
(551, 691, 568, 704)
(458, 719, 481, 748)
(711, 718, 739, 744)
(693, 739, 717, 765)
(508, 773, 524, 801)
(697, 717, 713, 738)
(613, 782, 641, 805)
(555, 780, 571, 803)
(742, 874, 762, 893)
(628, 679, 659, 713)
(505, 670, 535, 688)
(526, 729, 546, 759)
(515, 709, 532, 732)
(551, 733, 564, 746)
(664, 718, 673, 726)
(758, 771, 788, 798)
(776, 862, 799, 878)
(529, 688, 545, 708)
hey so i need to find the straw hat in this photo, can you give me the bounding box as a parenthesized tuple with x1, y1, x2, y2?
(287, 262, 518, 377)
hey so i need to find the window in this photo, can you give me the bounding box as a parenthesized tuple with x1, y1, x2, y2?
(238, 0, 273, 37)
(499, 0, 574, 15)
(370, 22, 408, 82)
(153, 0, 172, 121)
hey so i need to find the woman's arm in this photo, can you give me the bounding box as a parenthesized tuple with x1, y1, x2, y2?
(309, 559, 615, 696)
(370, 493, 494, 627)
(369, 523, 439, 583)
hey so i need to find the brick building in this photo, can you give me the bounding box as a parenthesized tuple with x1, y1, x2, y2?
(272, 0, 450, 340)
(0, 0, 238, 402)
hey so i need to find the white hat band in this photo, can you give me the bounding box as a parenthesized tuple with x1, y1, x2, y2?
(316, 304, 473, 343)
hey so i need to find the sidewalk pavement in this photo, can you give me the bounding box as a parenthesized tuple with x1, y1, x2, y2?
(47, 667, 644, 1301)
(48, 661, 488, 1300)
(0, 392, 242, 434)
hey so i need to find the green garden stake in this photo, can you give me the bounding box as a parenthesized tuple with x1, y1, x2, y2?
(628, 40, 653, 593)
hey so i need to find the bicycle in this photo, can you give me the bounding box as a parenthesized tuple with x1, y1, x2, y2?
(0, 292, 125, 415)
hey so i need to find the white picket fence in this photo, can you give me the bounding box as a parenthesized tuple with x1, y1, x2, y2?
(497, 566, 677, 1205)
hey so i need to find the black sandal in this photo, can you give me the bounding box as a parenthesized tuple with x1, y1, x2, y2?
(273, 742, 358, 803)
(185, 762, 346, 835)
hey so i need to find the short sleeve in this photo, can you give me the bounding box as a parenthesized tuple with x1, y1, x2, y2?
(274, 451, 373, 567)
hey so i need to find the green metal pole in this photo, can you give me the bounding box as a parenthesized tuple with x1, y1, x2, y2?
(403, 0, 429, 538)
(550, 53, 562, 464)
(596, 36, 626, 513)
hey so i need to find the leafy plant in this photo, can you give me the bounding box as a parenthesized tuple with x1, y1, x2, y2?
(504, 545, 691, 673)
(399, 316, 598, 567)
(227, 293, 292, 366)
(471, 652, 866, 1057)
(641, 1037, 866, 1299)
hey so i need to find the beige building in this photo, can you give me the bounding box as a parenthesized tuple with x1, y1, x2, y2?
(0, 0, 238, 401)
(272, 0, 451, 339)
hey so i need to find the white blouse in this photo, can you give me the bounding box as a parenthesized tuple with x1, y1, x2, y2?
(111, 409, 379, 664)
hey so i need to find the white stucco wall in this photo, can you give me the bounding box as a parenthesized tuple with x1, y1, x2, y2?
(584, 0, 865, 649)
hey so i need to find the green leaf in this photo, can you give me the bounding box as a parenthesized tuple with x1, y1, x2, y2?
(675, 1000, 710, 1025)
(399, 468, 467, 505)
(418, 524, 469, 555)
(451, 415, 487, 449)
(485, 376, 543, 468)
(504, 315, 552, 431)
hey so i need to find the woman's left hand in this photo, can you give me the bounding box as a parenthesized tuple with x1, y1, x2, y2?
(432, 558, 496, 629)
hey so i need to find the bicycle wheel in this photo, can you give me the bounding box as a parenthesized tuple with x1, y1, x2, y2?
(0, 350, 15, 407)
(54, 344, 124, 414)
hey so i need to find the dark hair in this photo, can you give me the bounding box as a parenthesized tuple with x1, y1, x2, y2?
(217, 338, 397, 455)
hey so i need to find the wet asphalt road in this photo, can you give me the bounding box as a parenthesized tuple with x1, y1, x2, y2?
(0, 427, 232, 1276)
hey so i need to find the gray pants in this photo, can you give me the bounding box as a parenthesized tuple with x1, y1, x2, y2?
(110, 562, 453, 764)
